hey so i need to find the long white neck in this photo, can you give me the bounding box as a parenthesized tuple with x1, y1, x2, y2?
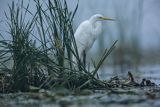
(89, 18, 102, 38)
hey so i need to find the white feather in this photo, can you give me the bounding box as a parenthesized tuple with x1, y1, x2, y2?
(72, 14, 109, 65)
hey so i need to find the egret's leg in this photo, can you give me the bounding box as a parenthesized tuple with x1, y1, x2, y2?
(83, 50, 86, 67)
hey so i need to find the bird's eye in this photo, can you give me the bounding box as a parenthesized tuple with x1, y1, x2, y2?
(99, 17, 102, 18)
(98, 17, 103, 20)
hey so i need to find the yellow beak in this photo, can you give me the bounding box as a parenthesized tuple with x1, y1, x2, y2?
(99, 17, 115, 21)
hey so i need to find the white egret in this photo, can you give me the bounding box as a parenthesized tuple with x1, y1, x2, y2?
(73, 14, 114, 65)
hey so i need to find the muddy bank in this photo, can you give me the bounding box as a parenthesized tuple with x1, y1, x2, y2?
(1, 86, 160, 107)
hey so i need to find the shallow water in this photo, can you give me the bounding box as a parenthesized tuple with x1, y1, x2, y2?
(99, 64, 160, 85)
(1, 64, 160, 107)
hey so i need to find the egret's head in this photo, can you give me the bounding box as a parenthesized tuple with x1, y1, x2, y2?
(90, 14, 114, 22)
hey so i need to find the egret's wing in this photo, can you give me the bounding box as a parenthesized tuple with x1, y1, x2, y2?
(74, 20, 92, 48)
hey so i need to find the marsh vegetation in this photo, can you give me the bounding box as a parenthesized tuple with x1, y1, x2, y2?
(0, 0, 160, 107)
(0, 0, 117, 92)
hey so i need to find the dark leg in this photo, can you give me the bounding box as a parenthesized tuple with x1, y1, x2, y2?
(83, 50, 86, 68)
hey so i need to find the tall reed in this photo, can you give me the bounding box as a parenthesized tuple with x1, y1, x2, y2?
(0, 0, 117, 92)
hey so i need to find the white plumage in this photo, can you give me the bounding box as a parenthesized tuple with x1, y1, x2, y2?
(73, 14, 113, 64)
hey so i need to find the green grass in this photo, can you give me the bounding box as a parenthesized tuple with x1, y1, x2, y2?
(0, 0, 117, 92)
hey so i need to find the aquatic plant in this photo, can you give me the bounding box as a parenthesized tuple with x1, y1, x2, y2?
(0, 0, 117, 92)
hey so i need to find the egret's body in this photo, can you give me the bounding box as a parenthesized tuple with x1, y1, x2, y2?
(73, 14, 113, 64)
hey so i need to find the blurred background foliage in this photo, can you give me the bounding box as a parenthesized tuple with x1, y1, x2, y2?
(66, 0, 160, 73)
